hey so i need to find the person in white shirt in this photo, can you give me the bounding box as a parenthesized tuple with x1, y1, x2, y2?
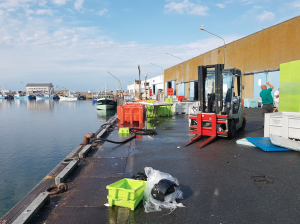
(273, 88, 279, 112)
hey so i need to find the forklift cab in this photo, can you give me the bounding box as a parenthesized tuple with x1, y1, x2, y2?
(204, 68, 242, 119)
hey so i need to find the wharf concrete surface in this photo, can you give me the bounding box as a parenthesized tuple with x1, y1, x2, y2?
(3, 108, 300, 224)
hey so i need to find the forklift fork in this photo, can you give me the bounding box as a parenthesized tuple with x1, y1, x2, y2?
(197, 135, 217, 148)
(184, 134, 202, 146)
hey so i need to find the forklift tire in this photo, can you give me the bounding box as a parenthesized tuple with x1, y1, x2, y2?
(228, 119, 236, 138)
(239, 117, 246, 130)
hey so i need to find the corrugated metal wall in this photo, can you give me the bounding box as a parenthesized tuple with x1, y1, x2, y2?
(164, 16, 300, 98)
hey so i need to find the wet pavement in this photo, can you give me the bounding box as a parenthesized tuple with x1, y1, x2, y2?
(4, 108, 300, 224)
(132, 108, 300, 224)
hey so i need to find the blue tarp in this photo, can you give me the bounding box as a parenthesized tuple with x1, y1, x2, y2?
(246, 137, 292, 152)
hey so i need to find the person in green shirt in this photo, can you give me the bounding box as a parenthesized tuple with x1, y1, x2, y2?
(260, 81, 274, 130)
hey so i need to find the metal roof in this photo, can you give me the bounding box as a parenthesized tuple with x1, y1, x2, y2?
(26, 83, 54, 87)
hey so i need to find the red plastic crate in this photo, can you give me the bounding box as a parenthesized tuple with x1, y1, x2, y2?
(118, 104, 144, 125)
(176, 96, 184, 102)
(167, 88, 174, 96)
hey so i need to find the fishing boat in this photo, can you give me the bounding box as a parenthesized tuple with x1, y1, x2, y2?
(0, 93, 7, 99)
(77, 94, 86, 100)
(36, 95, 43, 100)
(14, 93, 28, 99)
(43, 94, 60, 100)
(96, 86, 116, 110)
(59, 92, 77, 101)
(53, 94, 60, 100)
(6, 95, 14, 100)
(92, 92, 98, 103)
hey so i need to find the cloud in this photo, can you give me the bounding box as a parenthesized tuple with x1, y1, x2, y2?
(36, 9, 55, 15)
(289, 1, 300, 8)
(164, 0, 208, 16)
(51, 0, 70, 6)
(39, 0, 47, 7)
(26, 9, 56, 16)
(0, 11, 242, 91)
(74, 0, 84, 11)
(216, 3, 225, 8)
(98, 8, 107, 16)
(256, 10, 275, 22)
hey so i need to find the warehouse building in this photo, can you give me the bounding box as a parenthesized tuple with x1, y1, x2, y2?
(164, 16, 300, 101)
(26, 83, 54, 95)
(127, 74, 164, 98)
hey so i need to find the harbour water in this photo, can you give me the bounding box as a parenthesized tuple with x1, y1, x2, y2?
(0, 99, 116, 217)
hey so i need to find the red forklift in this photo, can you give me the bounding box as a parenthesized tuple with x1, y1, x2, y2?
(186, 64, 246, 148)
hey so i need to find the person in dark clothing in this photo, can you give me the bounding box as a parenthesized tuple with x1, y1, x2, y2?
(260, 81, 274, 130)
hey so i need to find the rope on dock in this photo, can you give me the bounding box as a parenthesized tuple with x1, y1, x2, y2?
(46, 183, 68, 195)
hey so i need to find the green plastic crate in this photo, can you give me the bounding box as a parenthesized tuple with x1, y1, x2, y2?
(147, 100, 155, 117)
(279, 60, 300, 112)
(118, 127, 129, 134)
(106, 178, 147, 210)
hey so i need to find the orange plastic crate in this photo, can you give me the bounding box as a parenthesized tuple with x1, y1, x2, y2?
(167, 88, 174, 96)
(118, 104, 144, 125)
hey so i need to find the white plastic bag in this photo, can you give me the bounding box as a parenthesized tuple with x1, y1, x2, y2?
(143, 167, 184, 213)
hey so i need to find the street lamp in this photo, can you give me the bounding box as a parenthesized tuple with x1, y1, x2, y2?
(150, 63, 164, 80)
(200, 25, 226, 66)
(165, 52, 183, 81)
(142, 69, 151, 77)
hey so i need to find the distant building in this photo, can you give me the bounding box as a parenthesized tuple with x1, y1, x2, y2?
(1, 90, 11, 94)
(26, 83, 54, 95)
(127, 74, 164, 97)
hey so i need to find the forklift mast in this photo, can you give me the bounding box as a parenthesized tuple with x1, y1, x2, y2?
(198, 64, 242, 117)
(198, 64, 224, 114)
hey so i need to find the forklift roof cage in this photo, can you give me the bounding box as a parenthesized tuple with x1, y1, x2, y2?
(198, 64, 242, 115)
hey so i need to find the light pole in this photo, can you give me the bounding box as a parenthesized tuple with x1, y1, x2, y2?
(165, 52, 183, 81)
(150, 63, 164, 80)
(200, 25, 226, 66)
(142, 69, 151, 77)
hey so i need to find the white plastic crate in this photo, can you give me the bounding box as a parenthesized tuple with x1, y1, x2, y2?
(172, 102, 199, 115)
(264, 112, 300, 139)
(244, 98, 258, 108)
(172, 103, 182, 114)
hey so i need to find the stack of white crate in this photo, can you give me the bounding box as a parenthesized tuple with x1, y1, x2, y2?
(264, 112, 300, 139)
(172, 101, 199, 115)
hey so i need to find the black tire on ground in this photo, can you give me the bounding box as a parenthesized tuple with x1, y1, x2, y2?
(228, 119, 236, 138)
(240, 117, 246, 130)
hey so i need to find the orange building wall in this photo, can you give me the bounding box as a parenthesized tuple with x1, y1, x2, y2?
(164, 16, 300, 98)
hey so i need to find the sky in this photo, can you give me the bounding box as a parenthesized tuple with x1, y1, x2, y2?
(0, 0, 299, 92)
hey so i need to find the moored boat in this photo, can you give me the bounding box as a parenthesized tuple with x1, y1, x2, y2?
(96, 86, 116, 110)
(6, 94, 14, 100)
(59, 92, 77, 101)
(36, 95, 43, 100)
(77, 94, 86, 100)
(0, 93, 7, 99)
(14, 93, 27, 99)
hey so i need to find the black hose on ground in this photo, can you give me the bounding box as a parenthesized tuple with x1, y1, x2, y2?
(91, 134, 136, 144)
(129, 128, 157, 136)
(91, 128, 157, 145)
